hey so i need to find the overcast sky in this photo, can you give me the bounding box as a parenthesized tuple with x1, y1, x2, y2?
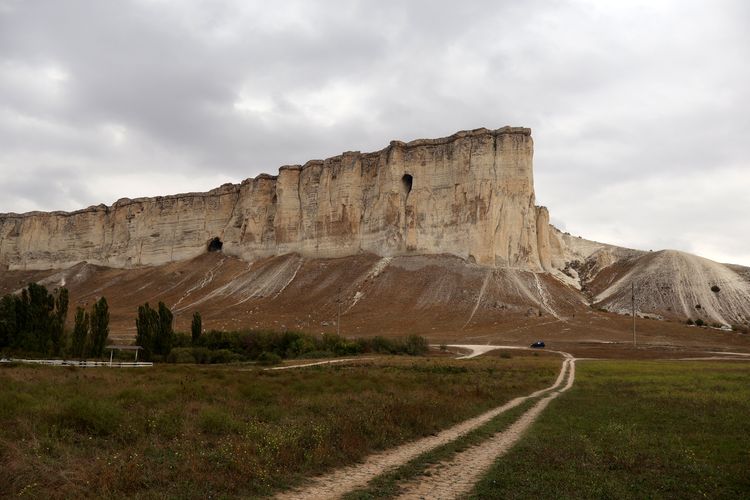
(1, 0, 748, 265)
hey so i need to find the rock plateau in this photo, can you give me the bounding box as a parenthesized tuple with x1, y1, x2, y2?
(1, 127, 748, 333)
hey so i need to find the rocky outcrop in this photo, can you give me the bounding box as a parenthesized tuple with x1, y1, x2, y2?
(0, 127, 554, 271)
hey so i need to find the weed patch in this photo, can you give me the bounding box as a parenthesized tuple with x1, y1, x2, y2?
(54, 397, 122, 437)
(0, 355, 558, 498)
(198, 408, 241, 435)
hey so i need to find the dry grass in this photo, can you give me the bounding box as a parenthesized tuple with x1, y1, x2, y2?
(0, 354, 558, 498)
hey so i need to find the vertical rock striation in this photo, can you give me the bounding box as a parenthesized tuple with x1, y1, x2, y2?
(0, 127, 553, 271)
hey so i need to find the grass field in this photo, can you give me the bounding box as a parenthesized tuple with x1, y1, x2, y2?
(471, 360, 750, 499)
(0, 354, 558, 498)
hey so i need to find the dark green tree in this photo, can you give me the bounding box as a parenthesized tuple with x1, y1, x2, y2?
(0, 295, 17, 349)
(135, 302, 174, 358)
(191, 311, 202, 345)
(154, 302, 174, 356)
(25, 283, 55, 352)
(88, 297, 109, 357)
(0, 284, 70, 355)
(50, 288, 69, 355)
(136, 303, 159, 360)
(71, 306, 89, 358)
(14, 290, 29, 348)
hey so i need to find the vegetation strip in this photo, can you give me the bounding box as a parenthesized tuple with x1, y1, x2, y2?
(275, 353, 571, 499)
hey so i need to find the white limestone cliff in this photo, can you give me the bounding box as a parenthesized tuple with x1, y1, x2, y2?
(0, 127, 558, 271)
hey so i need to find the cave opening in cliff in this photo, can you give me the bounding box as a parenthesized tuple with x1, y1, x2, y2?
(207, 237, 223, 252)
(402, 174, 413, 196)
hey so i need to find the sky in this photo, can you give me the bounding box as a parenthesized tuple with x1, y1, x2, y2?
(0, 0, 748, 265)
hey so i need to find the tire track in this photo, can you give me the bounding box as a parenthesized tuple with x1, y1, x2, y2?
(395, 355, 576, 499)
(275, 347, 572, 500)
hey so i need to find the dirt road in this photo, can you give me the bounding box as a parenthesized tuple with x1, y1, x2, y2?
(276, 345, 573, 499)
(395, 353, 576, 499)
(263, 358, 373, 371)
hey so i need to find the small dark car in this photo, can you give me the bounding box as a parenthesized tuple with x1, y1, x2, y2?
(530, 341, 545, 348)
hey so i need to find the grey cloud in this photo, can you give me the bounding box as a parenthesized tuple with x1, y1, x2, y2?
(0, 0, 748, 265)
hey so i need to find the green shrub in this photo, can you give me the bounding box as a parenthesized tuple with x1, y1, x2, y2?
(209, 349, 240, 364)
(201, 330, 242, 351)
(695, 319, 705, 327)
(198, 408, 240, 435)
(297, 350, 336, 359)
(403, 334, 429, 356)
(365, 336, 399, 354)
(166, 347, 240, 364)
(166, 347, 196, 363)
(172, 332, 192, 348)
(353, 334, 430, 356)
(257, 351, 282, 366)
(55, 397, 121, 436)
(167, 328, 429, 362)
(191, 347, 213, 364)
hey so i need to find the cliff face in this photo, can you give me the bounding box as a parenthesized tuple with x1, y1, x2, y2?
(0, 127, 553, 271)
(3, 127, 750, 327)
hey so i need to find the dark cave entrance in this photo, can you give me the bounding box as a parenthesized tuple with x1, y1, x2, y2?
(402, 174, 413, 196)
(207, 237, 223, 252)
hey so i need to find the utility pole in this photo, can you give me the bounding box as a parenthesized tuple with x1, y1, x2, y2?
(632, 283, 637, 347)
(337, 287, 341, 337)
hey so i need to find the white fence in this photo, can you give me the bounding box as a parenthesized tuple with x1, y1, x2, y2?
(0, 358, 153, 368)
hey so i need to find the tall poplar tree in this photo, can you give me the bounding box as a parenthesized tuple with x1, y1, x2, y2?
(154, 302, 174, 356)
(51, 288, 69, 355)
(136, 303, 159, 360)
(191, 311, 202, 345)
(88, 297, 109, 357)
(71, 306, 89, 358)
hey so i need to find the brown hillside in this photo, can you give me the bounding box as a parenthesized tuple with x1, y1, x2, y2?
(2, 252, 749, 355)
